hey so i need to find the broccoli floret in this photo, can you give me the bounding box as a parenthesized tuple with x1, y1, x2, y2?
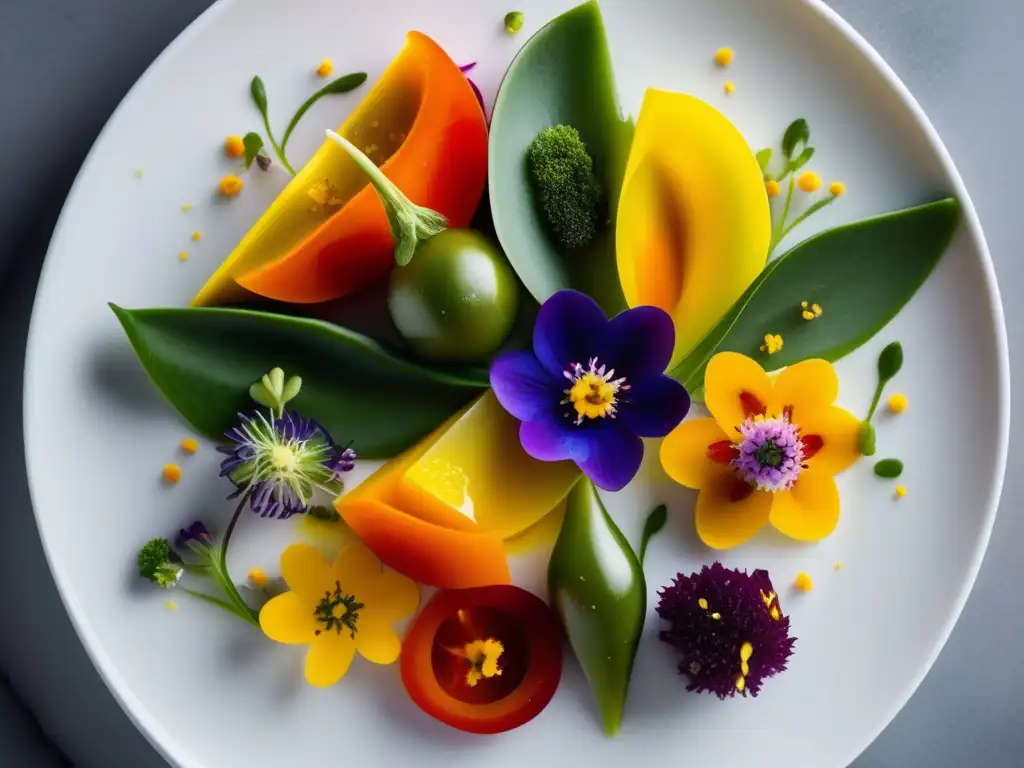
(527, 125, 603, 250)
(137, 538, 182, 589)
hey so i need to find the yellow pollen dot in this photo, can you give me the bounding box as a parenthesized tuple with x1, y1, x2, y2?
(191, 231, 202, 242)
(724, 81, 736, 95)
(759, 333, 784, 354)
(464, 638, 504, 687)
(760, 590, 776, 608)
(798, 171, 823, 193)
(735, 676, 746, 692)
(248, 568, 269, 587)
(711, 612, 721, 620)
(218, 174, 244, 197)
(316, 58, 334, 78)
(895, 484, 908, 499)
(794, 572, 814, 591)
(802, 310, 815, 321)
(698, 598, 709, 610)
(740, 642, 754, 662)
(829, 181, 847, 196)
(765, 179, 780, 198)
(224, 135, 245, 158)
(568, 373, 617, 421)
(801, 301, 809, 308)
(833, 561, 843, 571)
(770, 605, 781, 621)
(180, 438, 199, 454)
(165, 601, 178, 611)
(741, 661, 750, 677)
(162, 463, 182, 484)
(714, 47, 735, 67)
(887, 392, 908, 414)
(177, 252, 189, 262)
(270, 445, 296, 472)
(134, 168, 144, 178)
(812, 303, 822, 315)
(181, 203, 193, 212)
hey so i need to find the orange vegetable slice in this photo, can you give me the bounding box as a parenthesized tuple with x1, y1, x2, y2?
(192, 31, 487, 306)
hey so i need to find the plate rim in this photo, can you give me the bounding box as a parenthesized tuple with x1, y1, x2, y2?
(21, 1, 1011, 766)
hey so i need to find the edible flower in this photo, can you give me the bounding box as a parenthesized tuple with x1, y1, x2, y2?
(660, 352, 861, 548)
(260, 541, 419, 687)
(657, 563, 796, 699)
(401, 585, 563, 733)
(491, 290, 690, 491)
(218, 410, 356, 519)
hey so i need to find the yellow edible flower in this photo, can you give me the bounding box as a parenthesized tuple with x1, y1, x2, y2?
(224, 135, 245, 158)
(316, 58, 334, 78)
(218, 175, 244, 197)
(714, 47, 735, 67)
(829, 181, 846, 196)
(260, 542, 419, 687)
(798, 171, 822, 193)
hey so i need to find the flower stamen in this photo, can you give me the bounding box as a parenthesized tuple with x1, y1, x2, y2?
(731, 415, 804, 492)
(463, 637, 504, 687)
(313, 581, 364, 638)
(561, 357, 629, 425)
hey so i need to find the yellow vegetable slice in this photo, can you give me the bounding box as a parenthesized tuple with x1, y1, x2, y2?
(398, 391, 580, 539)
(616, 89, 771, 368)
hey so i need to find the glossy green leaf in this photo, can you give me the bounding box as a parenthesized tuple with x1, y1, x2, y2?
(110, 304, 488, 458)
(548, 478, 645, 736)
(865, 340, 904, 420)
(755, 148, 773, 173)
(788, 145, 815, 173)
(669, 198, 960, 395)
(242, 132, 264, 171)
(782, 117, 809, 158)
(489, 0, 634, 314)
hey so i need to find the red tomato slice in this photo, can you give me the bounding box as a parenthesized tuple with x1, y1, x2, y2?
(401, 585, 563, 734)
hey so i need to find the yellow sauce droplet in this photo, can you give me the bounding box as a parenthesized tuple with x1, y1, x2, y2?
(224, 135, 245, 158)
(248, 568, 269, 588)
(887, 392, 908, 414)
(724, 81, 736, 95)
(833, 561, 843, 571)
(177, 252, 189, 262)
(165, 601, 178, 611)
(316, 57, 334, 78)
(895, 484, 908, 499)
(191, 231, 202, 242)
(218, 174, 244, 197)
(714, 47, 735, 67)
(794, 571, 814, 591)
(162, 464, 182, 483)
(798, 171, 823, 193)
(180, 438, 199, 454)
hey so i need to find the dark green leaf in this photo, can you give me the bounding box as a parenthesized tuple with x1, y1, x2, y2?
(782, 118, 809, 158)
(638, 504, 668, 565)
(280, 72, 369, 153)
(788, 146, 815, 173)
(249, 76, 268, 116)
(241, 132, 264, 171)
(878, 341, 904, 383)
(489, 0, 634, 314)
(858, 422, 877, 456)
(110, 305, 488, 459)
(668, 198, 960, 393)
(755, 148, 773, 173)
(873, 458, 904, 478)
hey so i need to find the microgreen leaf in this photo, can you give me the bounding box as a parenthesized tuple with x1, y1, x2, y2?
(755, 148, 773, 173)
(248, 381, 276, 409)
(281, 375, 303, 405)
(782, 118, 810, 159)
(639, 504, 668, 566)
(249, 75, 295, 176)
(865, 341, 904, 421)
(241, 132, 265, 171)
(308, 504, 341, 523)
(788, 146, 815, 173)
(280, 72, 368, 154)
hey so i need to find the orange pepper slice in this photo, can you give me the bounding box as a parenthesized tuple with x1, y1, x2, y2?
(337, 499, 511, 589)
(193, 31, 487, 306)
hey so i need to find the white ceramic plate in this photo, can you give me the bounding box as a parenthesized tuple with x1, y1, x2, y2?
(24, 1, 1009, 766)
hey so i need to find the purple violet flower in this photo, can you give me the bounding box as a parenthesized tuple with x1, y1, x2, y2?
(175, 521, 211, 549)
(490, 290, 690, 491)
(657, 563, 796, 699)
(217, 410, 356, 519)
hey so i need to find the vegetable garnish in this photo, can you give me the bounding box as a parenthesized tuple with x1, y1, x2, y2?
(504, 11, 525, 34)
(137, 538, 182, 589)
(661, 353, 861, 548)
(657, 563, 796, 699)
(549, 477, 645, 736)
(874, 458, 904, 478)
(528, 124, 604, 250)
(218, 175, 244, 197)
(858, 341, 903, 456)
(260, 541, 419, 687)
(490, 289, 690, 491)
(401, 585, 562, 734)
(279, 73, 368, 156)
(324, 129, 448, 266)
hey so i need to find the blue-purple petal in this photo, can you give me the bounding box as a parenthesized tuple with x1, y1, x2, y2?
(604, 305, 676, 380)
(533, 290, 609, 377)
(621, 375, 691, 438)
(520, 416, 587, 463)
(577, 422, 644, 492)
(491, 350, 558, 422)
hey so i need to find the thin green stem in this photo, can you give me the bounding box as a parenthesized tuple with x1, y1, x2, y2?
(768, 176, 797, 258)
(865, 382, 885, 423)
(182, 588, 249, 619)
(280, 73, 367, 154)
(260, 112, 295, 176)
(213, 492, 260, 627)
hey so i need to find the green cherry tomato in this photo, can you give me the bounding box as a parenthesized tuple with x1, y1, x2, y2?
(388, 229, 519, 363)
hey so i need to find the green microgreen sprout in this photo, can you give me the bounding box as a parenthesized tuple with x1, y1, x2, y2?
(136, 538, 182, 589)
(249, 366, 303, 419)
(241, 132, 268, 171)
(761, 118, 844, 257)
(858, 341, 904, 457)
(325, 128, 448, 266)
(280, 72, 367, 154)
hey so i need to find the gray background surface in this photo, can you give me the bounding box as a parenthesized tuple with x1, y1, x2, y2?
(0, 0, 1021, 765)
